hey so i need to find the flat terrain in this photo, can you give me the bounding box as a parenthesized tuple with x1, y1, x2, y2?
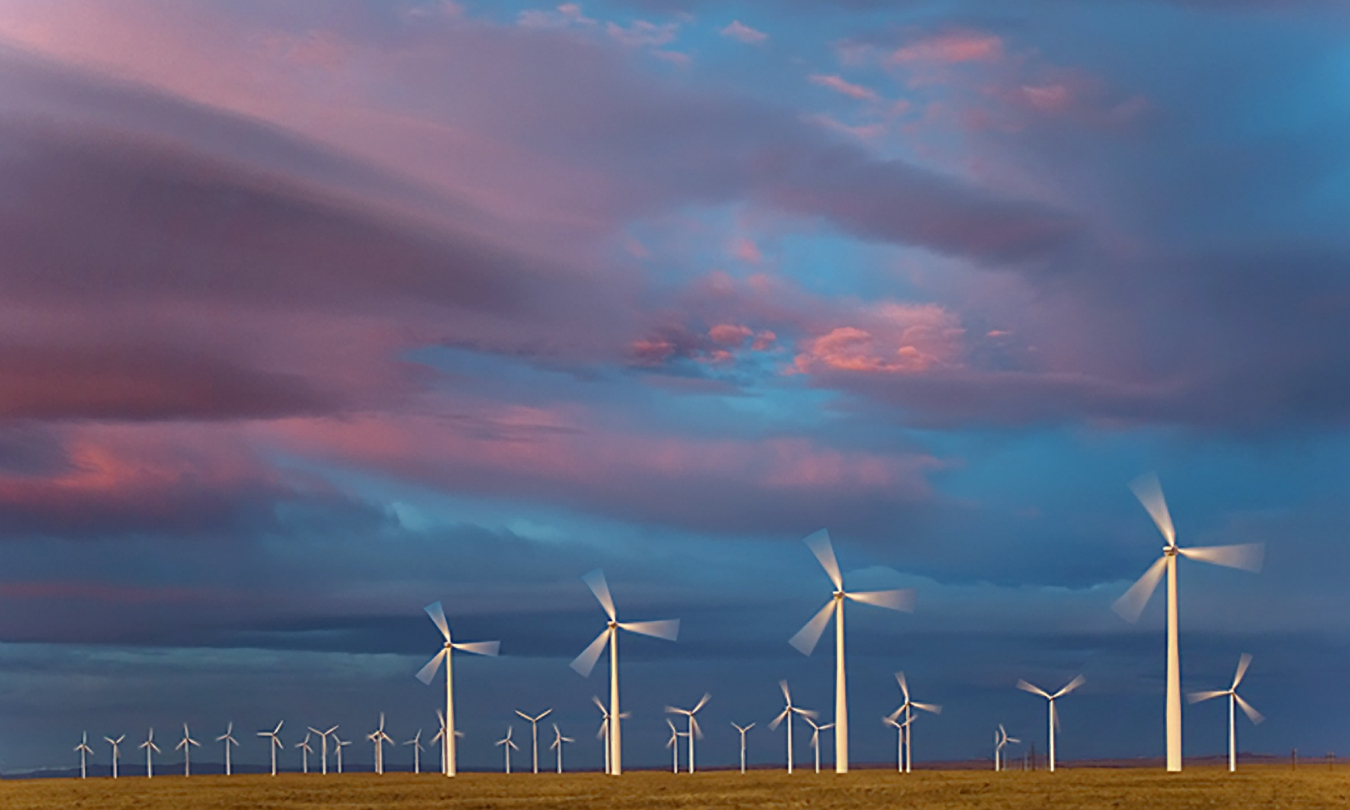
(3, 767, 1348, 810)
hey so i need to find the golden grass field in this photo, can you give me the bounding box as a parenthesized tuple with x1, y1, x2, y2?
(4, 766, 1348, 810)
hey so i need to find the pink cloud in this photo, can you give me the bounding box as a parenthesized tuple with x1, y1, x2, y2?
(606, 19, 678, 48)
(793, 303, 965, 375)
(731, 236, 763, 264)
(889, 30, 1004, 64)
(720, 20, 767, 45)
(809, 73, 878, 101)
(709, 324, 754, 345)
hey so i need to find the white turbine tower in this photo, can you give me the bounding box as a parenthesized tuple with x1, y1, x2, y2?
(308, 725, 338, 775)
(404, 730, 424, 774)
(514, 709, 552, 774)
(139, 728, 160, 779)
(769, 680, 816, 774)
(731, 722, 755, 774)
(1188, 653, 1264, 772)
(258, 722, 283, 776)
(665, 693, 710, 774)
(1114, 472, 1265, 772)
(882, 714, 911, 773)
(75, 732, 93, 779)
(804, 716, 835, 774)
(590, 696, 628, 775)
(664, 720, 683, 773)
(334, 735, 351, 774)
(789, 529, 916, 773)
(994, 724, 1020, 771)
(496, 727, 519, 774)
(549, 723, 573, 773)
(296, 732, 313, 774)
(104, 735, 124, 779)
(1017, 675, 1084, 773)
(176, 723, 200, 776)
(216, 723, 239, 776)
(416, 601, 500, 778)
(368, 714, 393, 775)
(571, 569, 679, 776)
(886, 672, 941, 773)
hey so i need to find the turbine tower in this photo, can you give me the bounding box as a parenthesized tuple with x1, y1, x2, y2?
(665, 693, 710, 774)
(1114, 472, 1265, 772)
(257, 721, 284, 776)
(570, 569, 679, 776)
(175, 724, 200, 776)
(769, 680, 816, 774)
(74, 732, 93, 779)
(514, 709, 552, 774)
(804, 716, 835, 774)
(296, 732, 313, 774)
(216, 723, 239, 776)
(1017, 675, 1084, 772)
(1188, 653, 1264, 772)
(495, 727, 519, 774)
(664, 719, 683, 773)
(549, 723, 573, 773)
(308, 725, 338, 775)
(404, 730, 424, 774)
(368, 714, 393, 774)
(882, 714, 910, 773)
(731, 722, 755, 774)
(104, 735, 124, 779)
(591, 696, 627, 775)
(334, 735, 351, 774)
(416, 601, 500, 777)
(886, 672, 941, 773)
(789, 529, 916, 773)
(139, 728, 160, 779)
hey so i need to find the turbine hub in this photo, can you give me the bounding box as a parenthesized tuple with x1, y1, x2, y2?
(1164, 545, 1178, 556)
(608, 620, 618, 628)
(833, 590, 844, 600)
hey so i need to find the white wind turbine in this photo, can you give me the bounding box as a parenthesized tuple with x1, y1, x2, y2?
(591, 696, 629, 775)
(1017, 675, 1084, 773)
(216, 723, 239, 776)
(104, 735, 124, 779)
(176, 723, 200, 776)
(334, 735, 351, 774)
(571, 569, 680, 776)
(139, 728, 160, 779)
(769, 680, 817, 774)
(496, 726, 519, 774)
(296, 732, 313, 774)
(790, 529, 916, 773)
(550, 723, 573, 773)
(1188, 653, 1264, 772)
(994, 724, 1020, 771)
(404, 730, 424, 774)
(886, 672, 941, 773)
(731, 722, 755, 774)
(804, 716, 835, 774)
(75, 732, 93, 779)
(665, 693, 710, 774)
(368, 714, 393, 774)
(416, 601, 500, 778)
(1114, 472, 1265, 772)
(308, 725, 338, 775)
(881, 714, 911, 773)
(664, 719, 684, 773)
(515, 709, 553, 774)
(258, 721, 283, 776)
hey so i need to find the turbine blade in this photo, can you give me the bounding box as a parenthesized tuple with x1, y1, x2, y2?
(789, 599, 836, 656)
(913, 701, 943, 715)
(896, 671, 910, 701)
(570, 628, 611, 677)
(691, 715, 703, 740)
(848, 588, 916, 612)
(591, 695, 607, 714)
(1178, 543, 1265, 573)
(803, 529, 844, 590)
(691, 693, 711, 714)
(793, 707, 819, 719)
(1017, 679, 1051, 699)
(1053, 675, 1086, 698)
(452, 640, 501, 657)
(1130, 472, 1176, 546)
(1234, 693, 1264, 725)
(425, 602, 451, 642)
(1187, 690, 1227, 704)
(769, 709, 789, 731)
(1232, 653, 1253, 690)
(779, 680, 792, 704)
(582, 570, 617, 621)
(1113, 556, 1168, 623)
(617, 619, 680, 641)
(415, 650, 446, 685)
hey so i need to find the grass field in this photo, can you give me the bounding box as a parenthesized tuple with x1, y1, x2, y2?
(4, 767, 1350, 810)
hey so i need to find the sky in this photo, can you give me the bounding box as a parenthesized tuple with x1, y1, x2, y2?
(1, 0, 1349, 775)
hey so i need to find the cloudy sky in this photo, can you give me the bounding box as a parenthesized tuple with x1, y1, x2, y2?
(1, 0, 1348, 774)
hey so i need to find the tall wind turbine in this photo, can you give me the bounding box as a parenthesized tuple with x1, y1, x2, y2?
(104, 735, 124, 779)
(334, 735, 351, 774)
(176, 724, 200, 776)
(731, 722, 755, 774)
(258, 722, 283, 776)
(1017, 675, 1084, 772)
(368, 714, 393, 775)
(994, 724, 1020, 771)
(495, 727, 519, 774)
(550, 723, 573, 773)
(404, 730, 424, 774)
(882, 714, 910, 773)
(75, 732, 93, 779)
(515, 709, 552, 774)
(308, 725, 337, 775)
(664, 720, 683, 773)
(416, 601, 500, 777)
(886, 672, 941, 773)
(139, 728, 160, 779)
(665, 693, 710, 774)
(1188, 653, 1263, 772)
(216, 723, 239, 776)
(789, 529, 916, 773)
(804, 716, 835, 774)
(769, 680, 816, 774)
(296, 732, 313, 774)
(571, 569, 679, 776)
(1114, 472, 1265, 772)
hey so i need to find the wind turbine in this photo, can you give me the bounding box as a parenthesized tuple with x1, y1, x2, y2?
(1188, 653, 1264, 772)
(591, 696, 627, 775)
(789, 529, 916, 773)
(404, 730, 424, 774)
(216, 723, 239, 776)
(1114, 472, 1265, 772)
(769, 680, 816, 774)
(334, 735, 351, 774)
(549, 723, 573, 773)
(308, 725, 338, 775)
(368, 714, 393, 774)
(665, 693, 710, 774)
(804, 716, 835, 774)
(886, 672, 941, 773)
(731, 722, 755, 774)
(496, 726, 519, 774)
(258, 721, 284, 776)
(416, 601, 500, 777)
(1017, 675, 1084, 772)
(296, 732, 313, 774)
(515, 709, 553, 774)
(139, 728, 160, 779)
(882, 714, 910, 773)
(176, 724, 200, 776)
(664, 719, 684, 773)
(570, 569, 680, 776)
(104, 735, 124, 779)
(994, 724, 1020, 771)
(74, 732, 93, 779)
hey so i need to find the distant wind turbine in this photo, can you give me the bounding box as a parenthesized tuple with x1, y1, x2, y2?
(404, 730, 425, 774)
(216, 723, 239, 776)
(882, 714, 911, 773)
(790, 529, 916, 773)
(1017, 675, 1084, 772)
(104, 735, 124, 779)
(175, 723, 200, 776)
(1188, 653, 1264, 772)
(591, 696, 628, 775)
(368, 714, 393, 775)
(1114, 472, 1265, 772)
(139, 728, 160, 779)
(665, 693, 710, 774)
(886, 672, 941, 773)
(570, 569, 680, 776)
(495, 726, 519, 774)
(664, 719, 684, 773)
(731, 722, 754, 774)
(550, 723, 573, 773)
(308, 725, 338, 775)
(416, 601, 500, 777)
(74, 732, 93, 779)
(804, 716, 835, 774)
(994, 724, 1020, 771)
(334, 735, 351, 774)
(769, 680, 816, 774)
(258, 721, 284, 776)
(296, 732, 313, 774)
(515, 709, 553, 774)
